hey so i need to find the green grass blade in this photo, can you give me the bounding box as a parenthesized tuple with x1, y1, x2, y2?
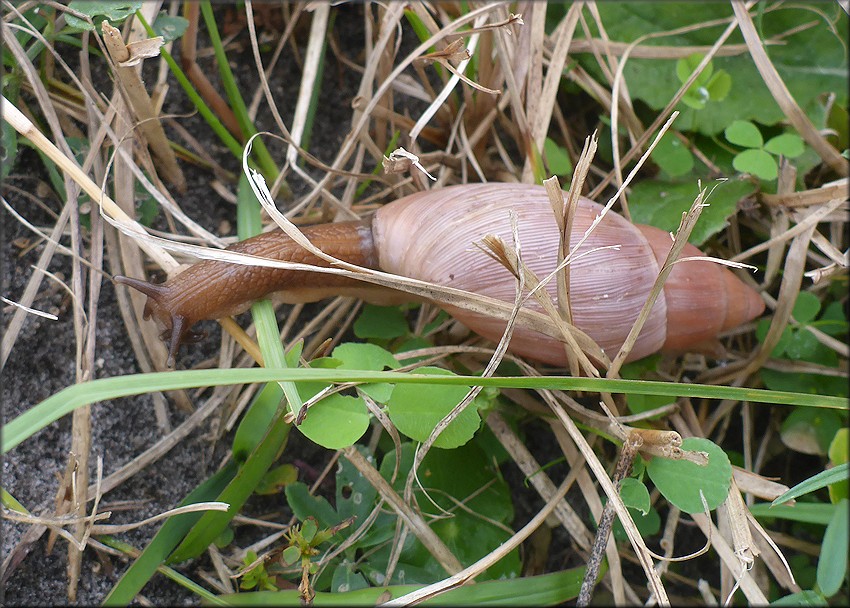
(99, 536, 225, 605)
(4, 369, 847, 455)
(217, 566, 588, 606)
(167, 406, 290, 563)
(198, 0, 278, 182)
(749, 502, 836, 525)
(102, 461, 238, 606)
(772, 463, 850, 506)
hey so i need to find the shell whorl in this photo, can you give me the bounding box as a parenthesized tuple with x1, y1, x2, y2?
(373, 183, 670, 364)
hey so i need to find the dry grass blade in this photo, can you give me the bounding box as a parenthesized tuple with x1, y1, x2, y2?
(1, 97, 178, 272)
(100, 22, 185, 191)
(608, 189, 707, 375)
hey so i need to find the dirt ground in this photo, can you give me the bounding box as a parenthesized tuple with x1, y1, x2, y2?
(1, 5, 388, 604)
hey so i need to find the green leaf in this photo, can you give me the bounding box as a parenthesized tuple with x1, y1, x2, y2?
(543, 137, 573, 176)
(676, 53, 713, 86)
(584, 5, 847, 136)
(285, 482, 340, 529)
(772, 463, 850, 506)
(613, 505, 661, 541)
(353, 304, 409, 339)
(817, 498, 848, 597)
(281, 546, 301, 567)
(627, 179, 754, 246)
(783, 329, 822, 362)
(301, 517, 318, 543)
(765, 133, 805, 158)
(647, 437, 732, 514)
(650, 133, 694, 177)
(619, 478, 651, 515)
(733, 148, 778, 180)
(64, 1, 142, 31)
(725, 120, 764, 148)
(792, 291, 822, 323)
(828, 429, 849, 503)
(378, 441, 519, 580)
(331, 563, 369, 593)
(706, 70, 731, 101)
(780, 409, 843, 456)
(387, 368, 480, 449)
(151, 13, 189, 43)
(336, 445, 379, 524)
(255, 463, 298, 495)
(296, 393, 370, 450)
(332, 342, 398, 403)
(771, 590, 829, 606)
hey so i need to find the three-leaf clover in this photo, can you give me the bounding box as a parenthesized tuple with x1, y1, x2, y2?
(725, 120, 804, 181)
(676, 53, 731, 110)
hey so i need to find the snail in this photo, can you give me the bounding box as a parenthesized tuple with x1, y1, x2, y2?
(114, 183, 765, 367)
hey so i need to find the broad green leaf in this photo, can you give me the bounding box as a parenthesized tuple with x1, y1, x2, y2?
(783, 329, 822, 362)
(284, 482, 340, 529)
(255, 463, 298, 495)
(378, 441, 519, 580)
(333, 342, 398, 402)
(780, 409, 843, 456)
(647, 437, 732, 514)
(613, 506, 661, 541)
(151, 13, 189, 43)
(816, 498, 848, 597)
(772, 464, 850, 506)
(765, 133, 805, 158)
(706, 70, 731, 101)
(755, 318, 793, 357)
(64, 1, 142, 30)
(296, 393, 370, 450)
(650, 132, 694, 177)
(733, 148, 777, 180)
(336, 446, 379, 524)
(619, 478, 651, 515)
(792, 291, 821, 323)
(543, 137, 573, 176)
(771, 590, 829, 606)
(676, 53, 713, 85)
(627, 179, 754, 246)
(725, 120, 764, 148)
(331, 563, 369, 593)
(387, 368, 480, 449)
(353, 304, 409, 339)
(583, 5, 847, 136)
(332, 343, 399, 371)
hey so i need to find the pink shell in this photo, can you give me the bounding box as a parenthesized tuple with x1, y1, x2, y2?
(373, 183, 667, 364)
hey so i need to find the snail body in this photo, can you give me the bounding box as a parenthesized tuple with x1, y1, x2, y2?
(115, 183, 764, 366)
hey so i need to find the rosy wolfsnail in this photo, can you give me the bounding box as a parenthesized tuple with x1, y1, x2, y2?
(114, 183, 765, 366)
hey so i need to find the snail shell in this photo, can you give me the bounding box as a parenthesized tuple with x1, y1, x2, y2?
(115, 183, 765, 366)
